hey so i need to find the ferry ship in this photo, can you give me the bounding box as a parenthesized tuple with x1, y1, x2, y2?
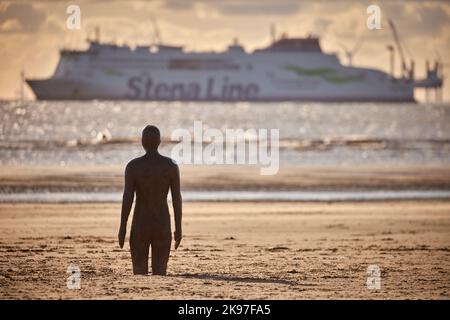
(27, 36, 418, 102)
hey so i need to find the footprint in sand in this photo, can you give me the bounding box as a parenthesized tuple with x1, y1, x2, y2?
(266, 246, 290, 252)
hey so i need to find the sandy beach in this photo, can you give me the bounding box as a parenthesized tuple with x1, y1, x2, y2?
(1, 164, 450, 299)
(1, 200, 449, 299)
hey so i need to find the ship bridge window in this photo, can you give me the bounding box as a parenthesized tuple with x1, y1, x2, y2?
(169, 59, 240, 70)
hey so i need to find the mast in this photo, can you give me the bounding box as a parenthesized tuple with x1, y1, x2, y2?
(150, 16, 161, 45)
(19, 69, 25, 102)
(95, 26, 100, 42)
(386, 45, 395, 78)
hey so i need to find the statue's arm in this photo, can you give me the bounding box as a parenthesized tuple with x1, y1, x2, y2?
(118, 163, 135, 248)
(170, 163, 182, 249)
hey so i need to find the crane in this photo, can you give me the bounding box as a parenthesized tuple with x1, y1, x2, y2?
(387, 19, 408, 78)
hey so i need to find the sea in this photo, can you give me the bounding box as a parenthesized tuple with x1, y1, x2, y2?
(1, 100, 449, 166)
(1, 100, 450, 202)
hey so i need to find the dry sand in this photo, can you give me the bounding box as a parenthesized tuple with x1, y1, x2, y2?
(0, 201, 449, 299)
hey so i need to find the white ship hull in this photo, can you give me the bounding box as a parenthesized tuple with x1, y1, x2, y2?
(27, 39, 415, 102)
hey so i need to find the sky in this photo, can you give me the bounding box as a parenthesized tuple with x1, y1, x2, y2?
(0, 0, 449, 101)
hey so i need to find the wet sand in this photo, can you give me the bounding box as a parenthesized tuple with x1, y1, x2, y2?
(1, 201, 449, 299)
(1, 165, 450, 192)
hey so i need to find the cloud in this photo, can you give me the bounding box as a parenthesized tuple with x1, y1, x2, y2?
(313, 18, 332, 35)
(164, 0, 194, 11)
(0, 0, 449, 100)
(215, 1, 301, 16)
(382, 2, 450, 39)
(416, 4, 450, 34)
(164, 0, 302, 16)
(0, 18, 21, 32)
(0, 2, 46, 33)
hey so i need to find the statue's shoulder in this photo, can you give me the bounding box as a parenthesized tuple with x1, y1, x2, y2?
(125, 155, 145, 170)
(160, 154, 179, 169)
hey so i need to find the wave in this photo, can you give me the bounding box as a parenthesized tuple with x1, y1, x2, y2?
(1, 136, 450, 152)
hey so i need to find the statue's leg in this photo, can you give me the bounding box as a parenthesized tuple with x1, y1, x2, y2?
(151, 238, 172, 275)
(130, 230, 150, 275)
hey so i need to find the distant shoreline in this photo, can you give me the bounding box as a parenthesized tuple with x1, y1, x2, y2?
(2, 190, 450, 203)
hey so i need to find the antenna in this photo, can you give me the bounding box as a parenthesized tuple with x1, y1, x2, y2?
(434, 50, 448, 101)
(19, 69, 25, 102)
(270, 23, 276, 43)
(150, 15, 161, 45)
(95, 26, 100, 42)
(434, 49, 447, 78)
